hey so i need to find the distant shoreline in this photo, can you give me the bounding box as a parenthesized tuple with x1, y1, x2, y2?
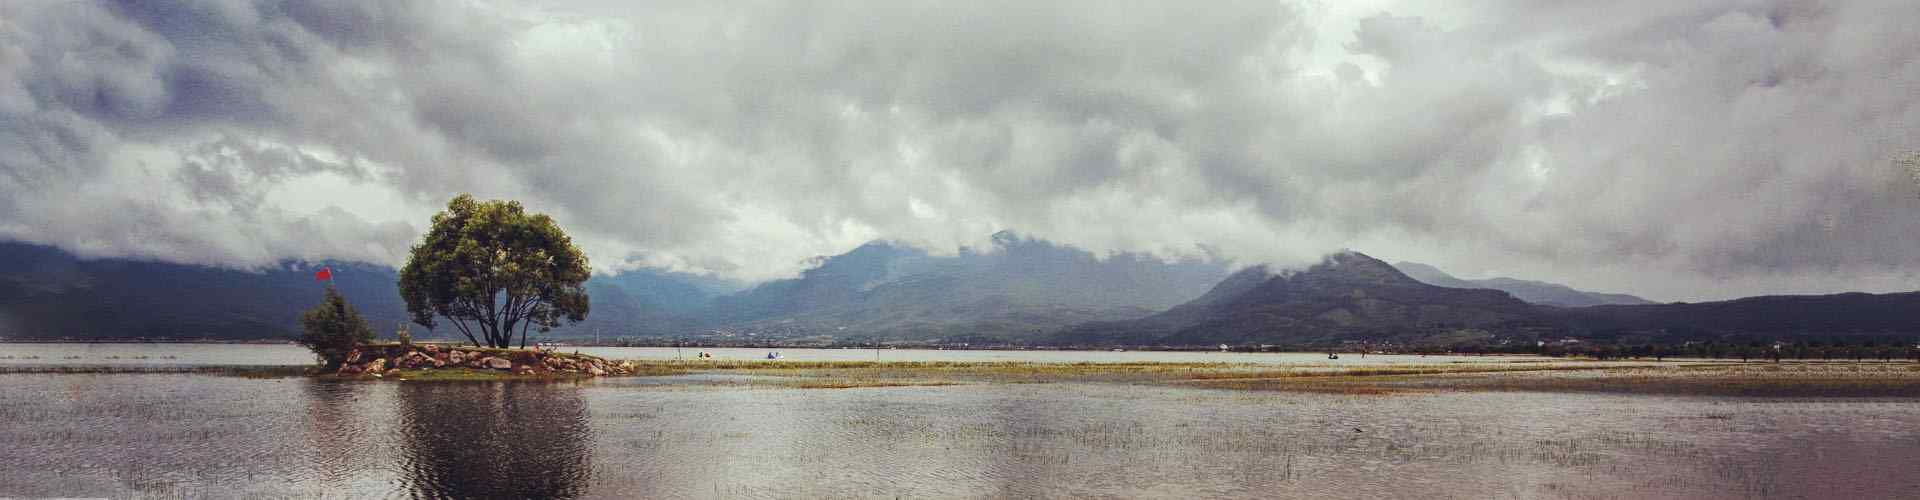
(0, 339, 297, 344)
(0, 339, 1519, 355)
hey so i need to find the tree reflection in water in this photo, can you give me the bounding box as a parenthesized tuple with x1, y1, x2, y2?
(396, 382, 594, 499)
(302, 380, 373, 486)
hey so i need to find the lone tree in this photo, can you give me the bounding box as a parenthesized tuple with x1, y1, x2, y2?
(399, 194, 591, 348)
(299, 286, 376, 369)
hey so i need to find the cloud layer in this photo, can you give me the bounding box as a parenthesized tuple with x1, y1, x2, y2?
(1, 0, 1915, 300)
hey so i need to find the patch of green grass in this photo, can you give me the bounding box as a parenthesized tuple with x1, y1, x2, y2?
(599, 359, 1920, 396)
(1187, 362, 1920, 397)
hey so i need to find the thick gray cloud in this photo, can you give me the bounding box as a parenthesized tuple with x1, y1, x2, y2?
(0, 0, 1915, 301)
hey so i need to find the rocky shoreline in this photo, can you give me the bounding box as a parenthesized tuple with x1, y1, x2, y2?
(335, 343, 637, 378)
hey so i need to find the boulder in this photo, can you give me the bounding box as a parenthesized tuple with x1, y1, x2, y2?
(365, 358, 388, 374)
(588, 365, 606, 376)
(487, 357, 513, 370)
(421, 344, 440, 355)
(448, 351, 466, 364)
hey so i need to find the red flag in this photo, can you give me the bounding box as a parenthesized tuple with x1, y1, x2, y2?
(314, 266, 333, 282)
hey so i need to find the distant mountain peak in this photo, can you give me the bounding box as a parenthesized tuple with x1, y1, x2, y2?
(1052, 250, 1538, 346)
(1390, 261, 1655, 307)
(1276, 250, 1422, 287)
(1318, 250, 1394, 270)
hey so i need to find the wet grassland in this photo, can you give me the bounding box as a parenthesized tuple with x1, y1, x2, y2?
(10, 354, 1915, 397)
(595, 358, 1920, 397)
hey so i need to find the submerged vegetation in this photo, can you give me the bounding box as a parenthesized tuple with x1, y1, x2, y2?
(15, 348, 1916, 395)
(573, 358, 1920, 395)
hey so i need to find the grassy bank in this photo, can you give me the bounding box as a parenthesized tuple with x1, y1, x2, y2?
(1177, 362, 1920, 396)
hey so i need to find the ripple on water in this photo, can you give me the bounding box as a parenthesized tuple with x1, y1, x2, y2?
(2, 374, 1919, 499)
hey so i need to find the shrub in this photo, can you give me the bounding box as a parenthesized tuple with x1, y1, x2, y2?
(299, 287, 376, 369)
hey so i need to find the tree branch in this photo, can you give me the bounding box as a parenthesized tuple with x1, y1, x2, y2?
(447, 317, 480, 348)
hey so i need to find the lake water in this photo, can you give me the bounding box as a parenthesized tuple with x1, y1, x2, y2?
(2, 345, 1918, 499)
(0, 343, 1528, 367)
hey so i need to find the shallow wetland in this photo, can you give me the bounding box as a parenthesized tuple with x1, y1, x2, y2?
(3, 344, 1918, 499)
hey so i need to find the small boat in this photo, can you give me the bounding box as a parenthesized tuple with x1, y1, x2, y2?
(1327, 353, 1340, 360)
(765, 352, 783, 360)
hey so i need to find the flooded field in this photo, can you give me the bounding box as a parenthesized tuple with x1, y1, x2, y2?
(4, 367, 1919, 499)
(0, 342, 1523, 366)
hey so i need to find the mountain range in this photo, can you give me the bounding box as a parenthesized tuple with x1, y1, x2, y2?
(1055, 252, 1542, 346)
(0, 233, 1228, 344)
(1392, 262, 1656, 307)
(0, 241, 716, 341)
(3, 238, 1916, 347)
(699, 231, 1228, 342)
(1058, 252, 1919, 347)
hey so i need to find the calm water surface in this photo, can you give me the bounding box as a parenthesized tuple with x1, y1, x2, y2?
(3, 371, 1918, 499)
(0, 343, 1529, 366)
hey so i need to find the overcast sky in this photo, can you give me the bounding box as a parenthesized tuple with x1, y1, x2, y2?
(1, 0, 1916, 301)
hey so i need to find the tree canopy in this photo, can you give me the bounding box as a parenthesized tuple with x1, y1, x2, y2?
(398, 194, 591, 348)
(299, 286, 376, 368)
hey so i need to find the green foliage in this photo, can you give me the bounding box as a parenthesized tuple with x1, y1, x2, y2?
(398, 194, 591, 348)
(299, 287, 376, 368)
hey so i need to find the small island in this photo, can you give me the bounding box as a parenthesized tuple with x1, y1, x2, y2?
(297, 195, 609, 381)
(330, 342, 637, 380)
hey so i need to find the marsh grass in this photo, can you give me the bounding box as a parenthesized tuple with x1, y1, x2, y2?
(28, 356, 1915, 395)
(597, 359, 1920, 396)
(1192, 362, 1920, 396)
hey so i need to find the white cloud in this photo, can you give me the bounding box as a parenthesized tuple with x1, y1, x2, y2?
(0, 0, 1914, 301)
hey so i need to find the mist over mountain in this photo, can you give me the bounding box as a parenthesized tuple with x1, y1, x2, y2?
(0, 242, 409, 340)
(702, 231, 1229, 342)
(8, 234, 1917, 347)
(0, 241, 715, 341)
(0, 233, 1229, 343)
(1053, 253, 1920, 348)
(1054, 252, 1539, 346)
(1393, 262, 1656, 307)
(1542, 293, 1920, 341)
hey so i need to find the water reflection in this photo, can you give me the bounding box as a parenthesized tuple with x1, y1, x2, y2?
(3, 373, 1919, 499)
(302, 380, 371, 486)
(395, 382, 595, 499)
